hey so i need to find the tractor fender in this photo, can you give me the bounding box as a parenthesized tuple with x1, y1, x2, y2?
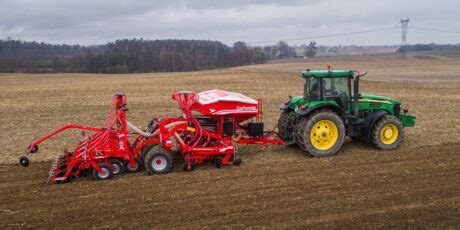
(298, 104, 346, 120)
(363, 110, 388, 140)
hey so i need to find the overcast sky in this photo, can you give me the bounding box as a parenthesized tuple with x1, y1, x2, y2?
(0, 0, 459, 46)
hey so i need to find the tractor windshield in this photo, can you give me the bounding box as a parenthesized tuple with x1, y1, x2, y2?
(305, 77, 321, 100)
(323, 77, 349, 97)
(305, 77, 350, 109)
(322, 77, 350, 109)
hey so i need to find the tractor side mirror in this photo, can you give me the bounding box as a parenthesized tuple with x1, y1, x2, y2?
(356, 71, 367, 78)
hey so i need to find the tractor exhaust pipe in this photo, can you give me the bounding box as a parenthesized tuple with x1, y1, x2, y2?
(353, 71, 367, 116)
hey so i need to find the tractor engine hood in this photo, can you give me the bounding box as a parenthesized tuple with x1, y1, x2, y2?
(279, 94, 402, 112)
(359, 94, 401, 105)
(279, 96, 306, 111)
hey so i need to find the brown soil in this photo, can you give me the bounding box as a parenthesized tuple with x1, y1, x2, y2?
(1, 143, 459, 228)
(1, 58, 459, 228)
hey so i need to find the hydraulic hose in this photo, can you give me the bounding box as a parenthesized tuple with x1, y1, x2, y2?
(126, 120, 187, 137)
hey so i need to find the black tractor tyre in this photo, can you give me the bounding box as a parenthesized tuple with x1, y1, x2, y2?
(144, 146, 173, 174)
(278, 111, 295, 143)
(138, 144, 157, 169)
(124, 158, 141, 173)
(93, 162, 113, 180)
(296, 110, 346, 157)
(371, 115, 404, 150)
(109, 158, 124, 175)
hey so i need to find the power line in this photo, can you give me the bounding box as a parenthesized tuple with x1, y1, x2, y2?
(247, 21, 459, 46)
(248, 26, 399, 45)
(409, 22, 460, 34)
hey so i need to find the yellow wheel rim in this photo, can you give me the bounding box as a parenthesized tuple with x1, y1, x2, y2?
(309, 120, 339, 150)
(380, 123, 399, 145)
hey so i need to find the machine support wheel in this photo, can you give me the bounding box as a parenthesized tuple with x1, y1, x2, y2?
(214, 156, 222, 168)
(232, 158, 242, 166)
(278, 111, 295, 144)
(19, 156, 30, 167)
(230, 153, 242, 166)
(371, 115, 404, 150)
(139, 144, 157, 168)
(183, 159, 196, 171)
(144, 146, 173, 174)
(93, 162, 113, 180)
(296, 110, 346, 157)
(124, 158, 141, 173)
(109, 158, 124, 175)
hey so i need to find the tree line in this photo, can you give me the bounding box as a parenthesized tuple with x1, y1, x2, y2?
(0, 39, 267, 73)
(398, 43, 460, 52)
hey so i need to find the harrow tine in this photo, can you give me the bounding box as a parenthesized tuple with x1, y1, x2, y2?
(46, 154, 61, 185)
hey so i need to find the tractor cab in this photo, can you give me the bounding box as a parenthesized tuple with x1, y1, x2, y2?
(303, 68, 353, 111)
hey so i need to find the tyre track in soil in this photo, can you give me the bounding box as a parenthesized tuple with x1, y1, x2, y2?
(0, 143, 459, 228)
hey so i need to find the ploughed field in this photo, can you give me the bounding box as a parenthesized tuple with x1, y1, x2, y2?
(1, 59, 459, 228)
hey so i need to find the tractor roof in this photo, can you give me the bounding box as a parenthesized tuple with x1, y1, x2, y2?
(302, 69, 354, 78)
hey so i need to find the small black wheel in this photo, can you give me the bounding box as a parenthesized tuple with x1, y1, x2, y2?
(233, 158, 242, 166)
(28, 145, 39, 153)
(93, 162, 113, 180)
(214, 156, 222, 168)
(80, 169, 91, 177)
(109, 159, 124, 175)
(144, 146, 173, 174)
(183, 158, 196, 171)
(19, 156, 29, 167)
(124, 159, 141, 173)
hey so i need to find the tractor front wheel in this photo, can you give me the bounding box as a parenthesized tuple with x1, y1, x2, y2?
(144, 146, 173, 174)
(371, 115, 404, 150)
(296, 110, 346, 157)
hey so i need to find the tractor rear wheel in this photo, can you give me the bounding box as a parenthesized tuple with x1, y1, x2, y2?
(278, 111, 295, 143)
(93, 162, 113, 180)
(371, 115, 404, 150)
(144, 146, 173, 174)
(296, 110, 345, 157)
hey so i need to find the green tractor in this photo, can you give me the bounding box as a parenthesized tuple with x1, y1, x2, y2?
(278, 66, 416, 157)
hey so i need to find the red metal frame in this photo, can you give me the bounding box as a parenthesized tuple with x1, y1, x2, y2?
(25, 90, 284, 183)
(26, 93, 143, 183)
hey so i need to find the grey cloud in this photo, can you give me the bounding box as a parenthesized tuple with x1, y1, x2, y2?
(0, 0, 458, 45)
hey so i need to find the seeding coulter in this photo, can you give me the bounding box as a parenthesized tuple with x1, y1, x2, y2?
(21, 90, 283, 183)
